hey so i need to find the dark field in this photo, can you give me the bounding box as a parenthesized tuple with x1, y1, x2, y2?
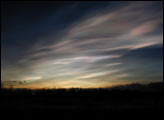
(1, 82, 163, 119)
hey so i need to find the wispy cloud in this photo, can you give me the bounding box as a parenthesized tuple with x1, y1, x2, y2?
(2, 1, 163, 88)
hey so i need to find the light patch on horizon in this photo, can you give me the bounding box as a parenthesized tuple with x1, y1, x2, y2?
(23, 76, 42, 81)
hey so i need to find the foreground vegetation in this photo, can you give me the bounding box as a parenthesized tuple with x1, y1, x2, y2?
(0, 82, 163, 118)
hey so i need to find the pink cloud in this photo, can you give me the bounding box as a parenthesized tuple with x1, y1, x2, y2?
(131, 21, 158, 36)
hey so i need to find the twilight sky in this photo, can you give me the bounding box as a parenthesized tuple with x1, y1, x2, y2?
(1, 1, 163, 89)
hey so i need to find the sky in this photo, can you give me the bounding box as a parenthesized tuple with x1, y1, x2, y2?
(1, 1, 163, 89)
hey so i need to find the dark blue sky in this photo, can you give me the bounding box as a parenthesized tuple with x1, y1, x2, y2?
(1, 1, 163, 88)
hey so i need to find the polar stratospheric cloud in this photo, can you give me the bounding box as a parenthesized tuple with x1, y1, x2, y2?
(1, 1, 163, 89)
